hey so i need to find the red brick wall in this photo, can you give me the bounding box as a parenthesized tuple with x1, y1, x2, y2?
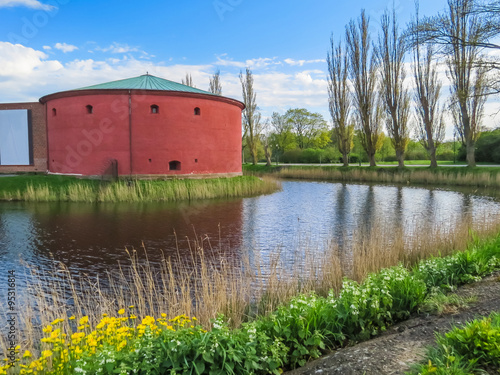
(0, 102, 47, 173)
(44, 91, 243, 177)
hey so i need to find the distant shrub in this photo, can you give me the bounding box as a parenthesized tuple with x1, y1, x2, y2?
(405, 150, 429, 161)
(436, 150, 455, 161)
(475, 129, 500, 163)
(281, 148, 341, 163)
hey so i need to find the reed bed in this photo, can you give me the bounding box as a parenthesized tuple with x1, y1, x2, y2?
(258, 166, 500, 189)
(2, 209, 500, 360)
(0, 176, 280, 202)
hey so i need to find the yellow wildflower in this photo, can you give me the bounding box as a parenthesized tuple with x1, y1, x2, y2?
(22, 350, 32, 358)
(79, 316, 89, 325)
(51, 318, 64, 325)
(117, 340, 127, 351)
(118, 309, 125, 315)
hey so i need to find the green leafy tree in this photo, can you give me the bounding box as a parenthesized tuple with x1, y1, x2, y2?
(269, 112, 297, 157)
(376, 133, 395, 162)
(284, 108, 328, 149)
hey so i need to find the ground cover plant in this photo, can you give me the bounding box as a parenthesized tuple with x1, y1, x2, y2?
(2, 230, 500, 374)
(408, 312, 500, 374)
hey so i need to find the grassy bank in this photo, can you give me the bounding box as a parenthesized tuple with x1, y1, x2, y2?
(2, 231, 500, 374)
(0, 175, 280, 202)
(2, 210, 500, 374)
(244, 164, 500, 188)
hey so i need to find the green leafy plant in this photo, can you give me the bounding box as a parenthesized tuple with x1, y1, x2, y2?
(409, 312, 500, 374)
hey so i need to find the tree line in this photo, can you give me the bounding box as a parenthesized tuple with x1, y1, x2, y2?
(182, 0, 499, 167)
(238, 0, 500, 167)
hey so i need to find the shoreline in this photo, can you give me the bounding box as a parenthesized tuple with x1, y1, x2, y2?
(0, 174, 281, 202)
(244, 164, 500, 189)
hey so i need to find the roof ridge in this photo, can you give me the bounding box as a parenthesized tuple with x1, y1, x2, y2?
(74, 74, 216, 96)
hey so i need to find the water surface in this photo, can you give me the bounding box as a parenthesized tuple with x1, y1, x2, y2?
(0, 181, 499, 300)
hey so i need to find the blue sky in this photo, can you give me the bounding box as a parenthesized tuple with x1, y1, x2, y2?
(0, 0, 498, 138)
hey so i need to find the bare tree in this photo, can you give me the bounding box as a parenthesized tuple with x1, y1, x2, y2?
(240, 68, 262, 165)
(376, 9, 411, 169)
(327, 35, 353, 166)
(450, 64, 488, 149)
(346, 10, 381, 167)
(445, 0, 489, 166)
(413, 45, 446, 167)
(182, 73, 194, 87)
(408, 0, 493, 166)
(209, 69, 222, 95)
(412, 7, 445, 168)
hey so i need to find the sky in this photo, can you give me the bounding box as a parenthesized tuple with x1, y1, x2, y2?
(0, 0, 499, 139)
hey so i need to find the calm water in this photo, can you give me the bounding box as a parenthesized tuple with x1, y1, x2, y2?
(0, 180, 499, 302)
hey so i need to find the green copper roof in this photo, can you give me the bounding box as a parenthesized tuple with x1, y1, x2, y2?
(75, 74, 216, 96)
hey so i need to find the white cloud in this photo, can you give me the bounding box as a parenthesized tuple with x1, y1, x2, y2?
(245, 57, 281, 69)
(215, 54, 246, 68)
(214, 55, 281, 69)
(42, 45, 51, 50)
(54, 43, 78, 53)
(96, 43, 139, 54)
(0, 43, 497, 136)
(284, 58, 325, 66)
(0, 0, 55, 10)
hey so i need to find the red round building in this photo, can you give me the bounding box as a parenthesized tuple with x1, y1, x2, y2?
(39, 74, 244, 177)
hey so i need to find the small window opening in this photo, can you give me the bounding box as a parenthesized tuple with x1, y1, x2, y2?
(151, 104, 159, 114)
(52, 108, 57, 116)
(195, 158, 198, 163)
(86, 105, 93, 114)
(194, 107, 201, 116)
(148, 158, 152, 163)
(169, 160, 181, 171)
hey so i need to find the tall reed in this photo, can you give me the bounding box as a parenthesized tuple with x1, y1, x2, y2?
(0, 176, 280, 202)
(254, 166, 500, 189)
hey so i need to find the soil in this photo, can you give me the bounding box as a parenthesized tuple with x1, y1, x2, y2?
(286, 271, 500, 375)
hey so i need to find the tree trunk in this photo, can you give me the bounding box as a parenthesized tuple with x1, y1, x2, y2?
(342, 151, 349, 167)
(427, 136, 438, 168)
(251, 148, 258, 165)
(369, 152, 376, 167)
(466, 140, 476, 167)
(264, 144, 272, 166)
(396, 149, 405, 169)
(429, 146, 438, 168)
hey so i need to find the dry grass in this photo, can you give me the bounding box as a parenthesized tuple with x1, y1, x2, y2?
(0, 176, 281, 202)
(2, 210, 500, 358)
(271, 167, 500, 189)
